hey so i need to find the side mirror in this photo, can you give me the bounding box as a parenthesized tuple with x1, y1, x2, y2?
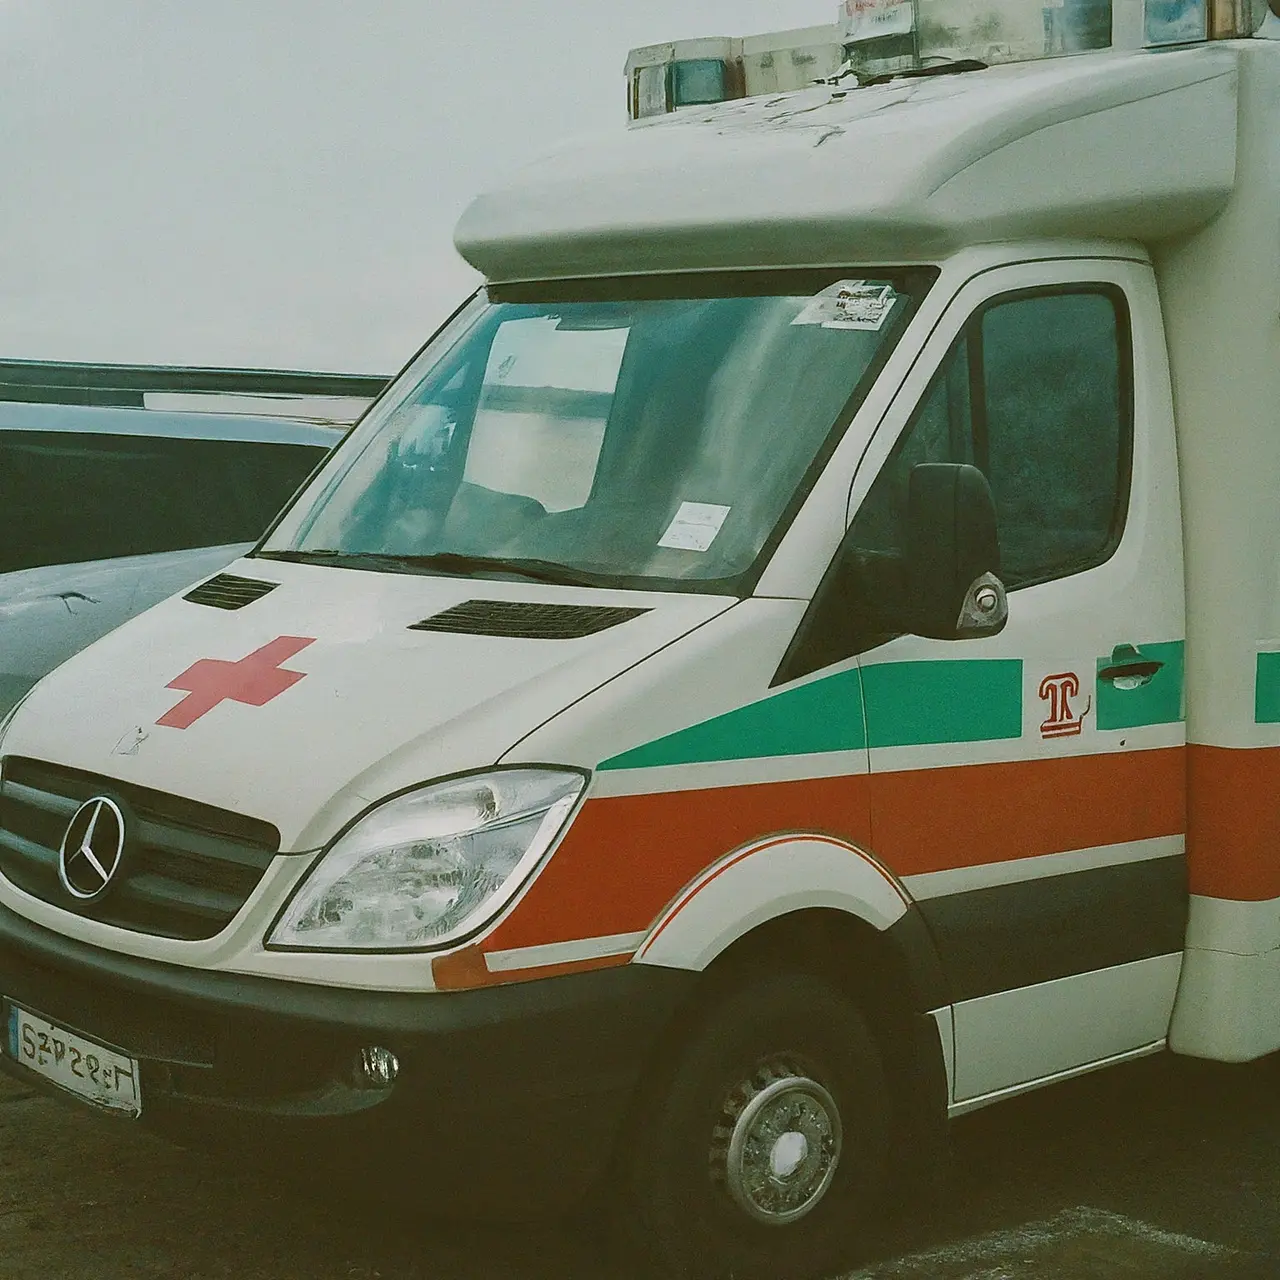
(906, 463, 1008, 640)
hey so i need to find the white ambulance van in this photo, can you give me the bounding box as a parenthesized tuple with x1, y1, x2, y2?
(2, 2, 1279, 1275)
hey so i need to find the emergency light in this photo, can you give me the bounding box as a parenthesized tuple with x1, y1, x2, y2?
(909, 0, 1266, 58)
(1142, 0, 1268, 44)
(626, 0, 1272, 120)
(913, 0, 1267, 52)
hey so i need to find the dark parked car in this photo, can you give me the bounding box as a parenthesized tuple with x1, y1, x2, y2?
(0, 361, 386, 717)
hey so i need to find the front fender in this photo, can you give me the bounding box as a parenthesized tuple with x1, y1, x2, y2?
(634, 835, 911, 972)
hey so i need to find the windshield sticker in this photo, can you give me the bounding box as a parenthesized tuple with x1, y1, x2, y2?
(792, 281, 897, 332)
(659, 502, 731, 553)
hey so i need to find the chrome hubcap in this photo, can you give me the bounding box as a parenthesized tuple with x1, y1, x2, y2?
(710, 1059, 843, 1226)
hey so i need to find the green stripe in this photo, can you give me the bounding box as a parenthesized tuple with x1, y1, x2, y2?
(862, 659, 1023, 748)
(599, 659, 1023, 772)
(1096, 641, 1185, 730)
(599, 667, 866, 772)
(1256, 651, 1280, 724)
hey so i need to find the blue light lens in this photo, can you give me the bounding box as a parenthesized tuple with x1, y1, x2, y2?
(1144, 0, 1208, 44)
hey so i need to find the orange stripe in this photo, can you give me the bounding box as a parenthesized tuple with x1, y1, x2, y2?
(870, 747, 1185, 877)
(482, 774, 872, 952)
(1187, 744, 1280, 901)
(480, 748, 1184, 959)
(442, 834, 900, 990)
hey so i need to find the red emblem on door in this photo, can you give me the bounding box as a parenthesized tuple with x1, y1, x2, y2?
(1039, 672, 1090, 739)
(156, 636, 316, 730)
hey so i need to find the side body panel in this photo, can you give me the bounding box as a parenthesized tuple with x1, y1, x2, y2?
(1157, 42, 1280, 1060)
(467, 598, 884, 988)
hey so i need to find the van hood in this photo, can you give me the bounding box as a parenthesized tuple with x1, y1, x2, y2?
(0, 543, 251, 720)
(0, 558, 732, 850)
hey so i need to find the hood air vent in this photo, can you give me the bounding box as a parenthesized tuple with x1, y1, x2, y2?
(184, 574, 279, 611)
(410, 600, 649, 640)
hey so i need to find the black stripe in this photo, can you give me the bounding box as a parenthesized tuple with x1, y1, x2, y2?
(917, 854, 1187, 1005)
(886, 907, 950, 1013)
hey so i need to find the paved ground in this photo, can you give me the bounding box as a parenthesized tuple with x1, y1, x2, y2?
(1, 1049, 1280, 1278)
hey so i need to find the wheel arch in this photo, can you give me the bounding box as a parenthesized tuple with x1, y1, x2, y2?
(628, 838, 953, 1191)
(634, 835, 913, 973)
(633, 836, 948, 1009)
(624, 904, 952, 1213)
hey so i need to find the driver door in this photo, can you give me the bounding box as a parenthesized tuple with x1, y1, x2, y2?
(851, 260, 1187, 1104)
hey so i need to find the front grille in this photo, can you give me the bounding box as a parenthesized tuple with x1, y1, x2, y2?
(0, 758, 280, 941)
(410, 599, 649, 639)
(184, 573, 279, 611)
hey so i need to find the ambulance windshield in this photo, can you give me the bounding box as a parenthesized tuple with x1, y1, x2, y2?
(260, 272, 927, 593)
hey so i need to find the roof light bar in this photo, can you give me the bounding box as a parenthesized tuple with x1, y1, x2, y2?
(626, 0, 1271, 120)
(1142, 0, 1268, 44)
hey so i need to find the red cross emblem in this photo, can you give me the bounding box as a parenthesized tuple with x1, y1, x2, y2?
(156, 636, 316, 730)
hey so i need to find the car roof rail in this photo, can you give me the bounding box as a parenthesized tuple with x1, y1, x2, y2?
(0, 360, 388, 409)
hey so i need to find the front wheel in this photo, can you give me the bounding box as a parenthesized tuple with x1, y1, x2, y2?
(621, 971, 890, 1279)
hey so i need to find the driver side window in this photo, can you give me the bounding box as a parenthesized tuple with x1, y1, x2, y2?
(849, 287, 1129, 589)
(780, 286, 1132, 680)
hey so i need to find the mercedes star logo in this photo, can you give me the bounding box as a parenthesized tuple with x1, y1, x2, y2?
(58, 797, 127, 902)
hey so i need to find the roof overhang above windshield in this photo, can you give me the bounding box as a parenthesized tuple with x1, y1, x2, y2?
(456, 44, 1240, 284)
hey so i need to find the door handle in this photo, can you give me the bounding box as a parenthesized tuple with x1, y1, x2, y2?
(1099, 644, 1164, 690)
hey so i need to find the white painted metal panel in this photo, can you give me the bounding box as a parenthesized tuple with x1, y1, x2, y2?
(634, 837, 908, 973)
(953, 954, 1182, 1100)
(457, 48, 1237, 282)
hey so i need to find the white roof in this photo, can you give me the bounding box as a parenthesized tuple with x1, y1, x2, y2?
(457, 44, 1241, 283)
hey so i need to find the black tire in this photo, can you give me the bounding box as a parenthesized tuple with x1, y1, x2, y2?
(620, 971, 890, 1280)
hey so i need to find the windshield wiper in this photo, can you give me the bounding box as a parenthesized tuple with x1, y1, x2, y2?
(255, 549, 613, 588)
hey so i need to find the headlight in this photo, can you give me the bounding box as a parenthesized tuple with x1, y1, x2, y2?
(267, 768, 586, 952)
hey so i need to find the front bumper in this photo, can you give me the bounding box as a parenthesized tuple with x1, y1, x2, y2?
(0, 902, 696, 1214)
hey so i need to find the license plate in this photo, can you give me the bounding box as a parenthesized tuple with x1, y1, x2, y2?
(6, 1004, 141, 1116)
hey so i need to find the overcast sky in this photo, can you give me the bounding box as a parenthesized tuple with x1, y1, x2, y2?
(0, 0, 830, 373)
